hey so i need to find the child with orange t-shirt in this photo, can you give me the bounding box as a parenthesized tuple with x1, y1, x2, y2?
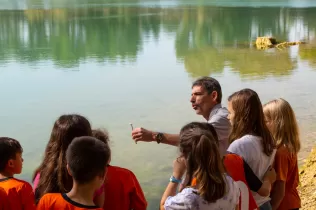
(0, 187, 9, 210)
(0, 137, 35, 210)
(92, 129, 147, 210)
(36, 136, 111, 210)
(264, 98, 301, 210)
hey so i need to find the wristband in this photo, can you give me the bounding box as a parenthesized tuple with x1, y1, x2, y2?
(170, 176, 182, 184)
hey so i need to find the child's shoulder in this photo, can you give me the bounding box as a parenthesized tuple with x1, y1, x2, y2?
(0, 177, 32, 191)
(276, 145, 297, 160)
(109, 165, 136, 177)
(12, 178, 33, 188)
(276, 145, 294, 155)
(38, 193, 63, 204)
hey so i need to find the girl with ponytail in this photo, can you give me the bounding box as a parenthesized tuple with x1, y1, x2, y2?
(160, 122, 240, 210)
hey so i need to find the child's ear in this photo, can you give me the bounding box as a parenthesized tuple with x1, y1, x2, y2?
(66, 164, 72, 176)
(7, 159, 14, 168)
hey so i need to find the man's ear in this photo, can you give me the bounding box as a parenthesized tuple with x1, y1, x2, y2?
(211, 91, 218, 103)
(66, 164, 72, 177)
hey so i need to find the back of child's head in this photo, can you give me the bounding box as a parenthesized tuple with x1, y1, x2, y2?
(92, 129, 109, 145)
(179, 122, 219, 145)
(179, 122, 225, 203)
(0, 137, 22, 173)
(66, 136, 111, 185)
(35, 114, 92, 202)
(263, 98, 301, 153)
(228, 88, 275, 157)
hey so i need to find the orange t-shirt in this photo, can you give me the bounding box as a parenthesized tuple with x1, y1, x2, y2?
(0, 177, 35, 210)
(273, 146, 301, 210)
(37, 193, 103, 210)
(94, 165, 147, 210)
(0, 187, 9, 210)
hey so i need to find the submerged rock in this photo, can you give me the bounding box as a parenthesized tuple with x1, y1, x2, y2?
(255, 36, 305, 50)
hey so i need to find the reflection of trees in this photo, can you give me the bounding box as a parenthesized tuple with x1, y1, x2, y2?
(299, 41, 316, 68)
(227, 48, 296, 78)
(174, 7, 316, 78)
(184, 48, 225, 77)
(297, 9, 316, 68)
(0, 6, 316, 70)
(183, 47, 296, 79)
(0, 8, 155, 67)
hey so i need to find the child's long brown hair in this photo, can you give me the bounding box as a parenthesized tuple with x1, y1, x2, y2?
(34, 114, 92, 203)
(228, 88, 275, 156)
(263, 98, 301, 154)
(179, 122, 226, 203)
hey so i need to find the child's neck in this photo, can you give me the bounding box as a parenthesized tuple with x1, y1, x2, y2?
(0, 171, 14, 179)
(66, 182, 96, 206)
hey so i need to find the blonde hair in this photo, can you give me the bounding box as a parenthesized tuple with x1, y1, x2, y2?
(263, 98, 301, 154)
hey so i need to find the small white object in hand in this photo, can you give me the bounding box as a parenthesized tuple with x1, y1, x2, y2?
(130, 123, 136, 144)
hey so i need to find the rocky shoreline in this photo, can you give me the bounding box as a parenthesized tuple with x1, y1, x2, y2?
(299, 148, 316, 209)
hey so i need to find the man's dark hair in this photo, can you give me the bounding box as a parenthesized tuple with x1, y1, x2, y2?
(66, 136, 110, 184)
(0, 137, 23, 172)
(192, 77, 222, 103)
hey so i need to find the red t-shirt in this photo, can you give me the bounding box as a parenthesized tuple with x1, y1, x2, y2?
(0, 187, 9, 210)
(224, 154, 259, 210)
(0, 177, 35, 210)
(94, 165, 147, 210)
(37, 193, 103, 210)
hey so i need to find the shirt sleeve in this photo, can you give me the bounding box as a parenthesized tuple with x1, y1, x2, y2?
(274, 149, 289, 181)
(243, 159, 262, 192)
(129, 171, 147, 210)
(164, 188, 199, 210)
(20, 182, 36, 210)
(209, 115, 230, 142)
(227, 137, 255, 165)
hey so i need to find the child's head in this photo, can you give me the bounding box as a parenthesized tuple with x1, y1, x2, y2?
(0, 137, 23, 175)
(179, 122, 225, 203)
(92, 129, 109, 145)
(66, 136, 110, 188)
(227, 88, 275, 156)
(35, 114, 92, 202)
(263, 98, 301, 153)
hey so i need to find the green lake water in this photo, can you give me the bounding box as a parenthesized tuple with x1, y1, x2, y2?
(1, 0, 316, 209)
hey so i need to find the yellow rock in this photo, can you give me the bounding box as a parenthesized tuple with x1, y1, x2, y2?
(255, 37, 305, 50)
(255, 37, 277, 48)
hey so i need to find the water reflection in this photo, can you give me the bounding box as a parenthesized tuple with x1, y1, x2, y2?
(1, 6, 316, 77)
(299, 39, 316, 68)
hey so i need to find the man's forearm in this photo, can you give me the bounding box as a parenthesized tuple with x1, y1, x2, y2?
(152, 132, 180, 146)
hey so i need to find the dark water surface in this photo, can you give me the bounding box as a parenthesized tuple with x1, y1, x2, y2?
(1, 0, 316, 208)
